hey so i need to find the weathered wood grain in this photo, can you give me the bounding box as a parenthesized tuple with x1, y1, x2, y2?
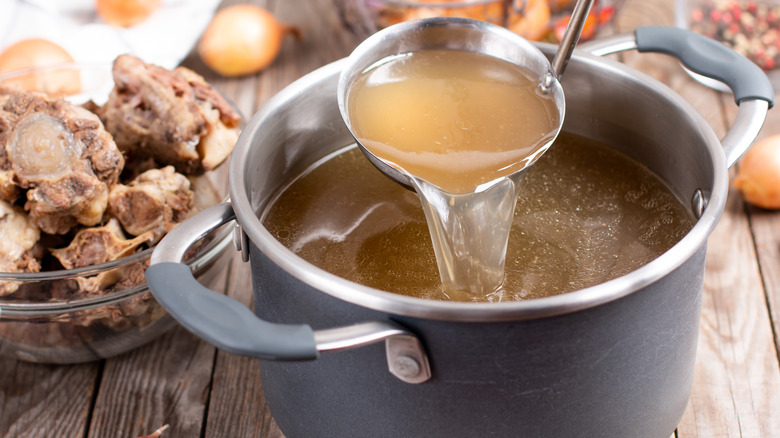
(677, 52, 780, 438)
(745, 104, 780, 368)
(715, 49, 780, 438)
(0, 359, 96, 438)
(85, 326, 216, 438)
(257, 0, 361, 101)
(199, 1, 360, 436)
(83, 243, 230, 438)
(679, 182, 780, 437)
(614, 0, 780, 436)
(204, 256, 284, 438)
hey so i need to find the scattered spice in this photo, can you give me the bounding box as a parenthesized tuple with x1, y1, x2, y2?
(686, 0, 780, 70)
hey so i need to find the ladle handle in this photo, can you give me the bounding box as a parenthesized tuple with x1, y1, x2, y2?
(580, 26, 774, 168)
(146, 202, 431, 383)
(551, 0, 595, 78)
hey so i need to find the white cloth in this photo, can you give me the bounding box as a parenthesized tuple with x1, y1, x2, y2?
(0, 0, 221, 69)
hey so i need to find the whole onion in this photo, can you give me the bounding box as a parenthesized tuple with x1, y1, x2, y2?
(96, 0, 161, 27)
(197, 4, 299, 77)
(733, 135, 780, 209)
(0, 38, 81, 97)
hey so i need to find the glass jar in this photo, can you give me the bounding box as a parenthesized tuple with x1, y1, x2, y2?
(335, 0, 616, 42)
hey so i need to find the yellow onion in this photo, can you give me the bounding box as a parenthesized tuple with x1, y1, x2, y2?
(198, 4, 299, 77)
(96, 0, 161, 27)
(0, 38, 81, 97)
(734, 135, 780, 209)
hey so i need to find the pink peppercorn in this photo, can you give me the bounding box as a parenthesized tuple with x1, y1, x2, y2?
(710, 8, 722, 21)
(686, 0, 780, 71)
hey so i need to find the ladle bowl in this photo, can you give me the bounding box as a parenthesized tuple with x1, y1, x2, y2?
(336, 17, 566, 190)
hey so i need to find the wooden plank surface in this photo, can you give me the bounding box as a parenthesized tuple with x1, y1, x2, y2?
(1, 0, 779, 437)
(0, 359, 96, 437)
(613, 1, 780, 436)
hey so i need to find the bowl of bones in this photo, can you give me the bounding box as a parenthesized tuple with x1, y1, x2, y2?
(0, 54, 240, 364)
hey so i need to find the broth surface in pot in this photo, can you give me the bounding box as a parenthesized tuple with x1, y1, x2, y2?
(261, 133, 695, 302)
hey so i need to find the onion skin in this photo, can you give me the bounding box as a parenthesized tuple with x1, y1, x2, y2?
(198, 4, 298, 77)
(0, 39, 81, 97)
(733, 135, 780, 209)
(96, 0, 161, 27)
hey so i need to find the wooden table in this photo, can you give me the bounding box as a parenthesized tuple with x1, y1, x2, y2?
(2, 0, 779, 436)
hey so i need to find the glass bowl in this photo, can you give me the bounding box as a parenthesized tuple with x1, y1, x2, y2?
(334, 0, 616, 41)
(0, 63, 234, 363)
(0, 232, 231, 364)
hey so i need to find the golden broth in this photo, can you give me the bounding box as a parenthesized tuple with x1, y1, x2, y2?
(346, 48, 560, 295)
(346, 49, 559, 194)
(261, 133, 695, 302)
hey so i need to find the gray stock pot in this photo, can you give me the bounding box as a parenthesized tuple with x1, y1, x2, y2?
(147, 23, 773, 438)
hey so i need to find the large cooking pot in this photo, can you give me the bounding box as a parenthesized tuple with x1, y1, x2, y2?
(146, 23, 773, 438)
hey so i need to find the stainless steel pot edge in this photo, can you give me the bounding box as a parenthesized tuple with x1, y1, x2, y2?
(229, 49, 732, 323)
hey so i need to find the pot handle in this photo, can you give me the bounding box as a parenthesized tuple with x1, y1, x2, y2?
(146, 202, 431, 384)
(580, 26, 774, 168)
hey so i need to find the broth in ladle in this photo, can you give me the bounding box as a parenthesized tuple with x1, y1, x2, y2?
(346, 49, 561, 296)
(261, 134, 695, 303)
(347, 49, 559, 193)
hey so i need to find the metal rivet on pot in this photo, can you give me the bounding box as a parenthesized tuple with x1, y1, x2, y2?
(386, 335, 432, 384)
(691, 189, 708, 219)
(391, 354, 422, 378)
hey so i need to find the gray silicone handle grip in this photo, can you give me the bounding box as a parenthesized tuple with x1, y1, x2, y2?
(146, 262, 318, 361)
(635, 26, 774, 108)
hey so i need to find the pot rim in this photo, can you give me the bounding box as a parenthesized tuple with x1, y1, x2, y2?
(230, 50, 729, 322)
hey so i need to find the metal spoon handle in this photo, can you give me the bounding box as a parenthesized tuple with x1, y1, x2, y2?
(551, 0, 596, 78)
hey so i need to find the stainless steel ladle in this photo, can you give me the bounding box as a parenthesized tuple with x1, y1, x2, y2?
(337, 0, 595, 189)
